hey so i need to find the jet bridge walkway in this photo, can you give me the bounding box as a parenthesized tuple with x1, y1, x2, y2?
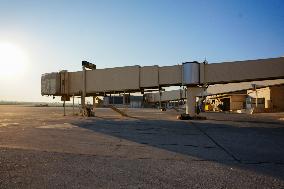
(41, 57, 284, 115)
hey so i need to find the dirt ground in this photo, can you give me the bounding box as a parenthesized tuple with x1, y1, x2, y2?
(0, 105, 283, 188)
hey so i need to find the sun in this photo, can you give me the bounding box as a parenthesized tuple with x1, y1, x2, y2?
(0, 43, 28, 78)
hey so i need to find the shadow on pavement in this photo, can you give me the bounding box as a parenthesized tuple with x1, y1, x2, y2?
(72, 117, 284, 180)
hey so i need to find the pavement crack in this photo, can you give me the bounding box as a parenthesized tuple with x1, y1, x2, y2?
(240, 161, 284, 165)
(140, 142, 149, 144)
(184, 144, 198, 147)
(139, 132, 157, 135)
(190, 122, 241, 163)
(159, 143, 178, 146)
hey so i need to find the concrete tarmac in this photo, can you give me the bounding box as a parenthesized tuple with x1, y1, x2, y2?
(0, 105, 283, 188)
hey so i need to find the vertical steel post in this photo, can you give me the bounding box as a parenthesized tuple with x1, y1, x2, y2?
(93, 96, 96, 113)
(159, 90, 162, 109)
(72, 94, 75, 115)
(255, 90, 258, 108)
(186, 87, 204, 116)
(123, 91, 125, 105)
(63, 100, 66, 116)
(81, 66, 86, 112)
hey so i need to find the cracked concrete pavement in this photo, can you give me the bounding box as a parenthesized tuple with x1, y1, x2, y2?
(0, 105, 283, 188)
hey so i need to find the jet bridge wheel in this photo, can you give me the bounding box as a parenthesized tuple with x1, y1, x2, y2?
(81, 107, 94, 117)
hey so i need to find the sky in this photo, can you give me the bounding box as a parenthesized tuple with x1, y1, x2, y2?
(0, 0, 283, 102)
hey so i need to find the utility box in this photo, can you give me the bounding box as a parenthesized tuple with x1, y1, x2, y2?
(182, 62, 200, 85)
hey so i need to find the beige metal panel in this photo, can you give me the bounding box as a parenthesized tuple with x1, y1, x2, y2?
(68, 71, 82, 95)
(41, 73, 60, 95)
(161, 89, 185, 101)
(205, 57, 284, 84)
(230, 95, 246, 110)
(60, 71, 69, 95)
(248, 87, 271, 109)
(145, 92, 159, 103)
(271, 85, 284, 111)
(159, 65, 182, 86)
(205, 79, 284, 96)
(86, 66, 140, 92)
(199, 63, 205, 84)
(145, 89, 186, 102)
(140, 66, 159, 88)
(145, 93, 155, 102)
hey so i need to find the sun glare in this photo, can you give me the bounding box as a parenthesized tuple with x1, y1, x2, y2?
(0, 43, 28, 79)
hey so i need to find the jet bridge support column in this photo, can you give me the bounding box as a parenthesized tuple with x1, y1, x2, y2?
(93, 96, 96, 113)
(81, 61, 96, 116)
(81, 66, 86, 111)
(186, 87, 204, 115)
(183, 61, 206, 116)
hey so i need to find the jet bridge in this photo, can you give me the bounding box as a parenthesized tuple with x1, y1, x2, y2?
(41, 65, 183, 96)
(41, 57, 284, 116)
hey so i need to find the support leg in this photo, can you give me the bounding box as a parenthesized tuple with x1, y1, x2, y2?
(72, 95, 75, 115)
(63, 100, 66, 116)
(123, 91, 126, 105)
(93, 96, 96, 113)
(81, 66, 86, 113)
(186, 87, 205, 116)
(159, 90, 162, 109)
(81, 95, 85, 111)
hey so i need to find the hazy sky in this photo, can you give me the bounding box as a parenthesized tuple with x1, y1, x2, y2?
(0, 0, 284, 102)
